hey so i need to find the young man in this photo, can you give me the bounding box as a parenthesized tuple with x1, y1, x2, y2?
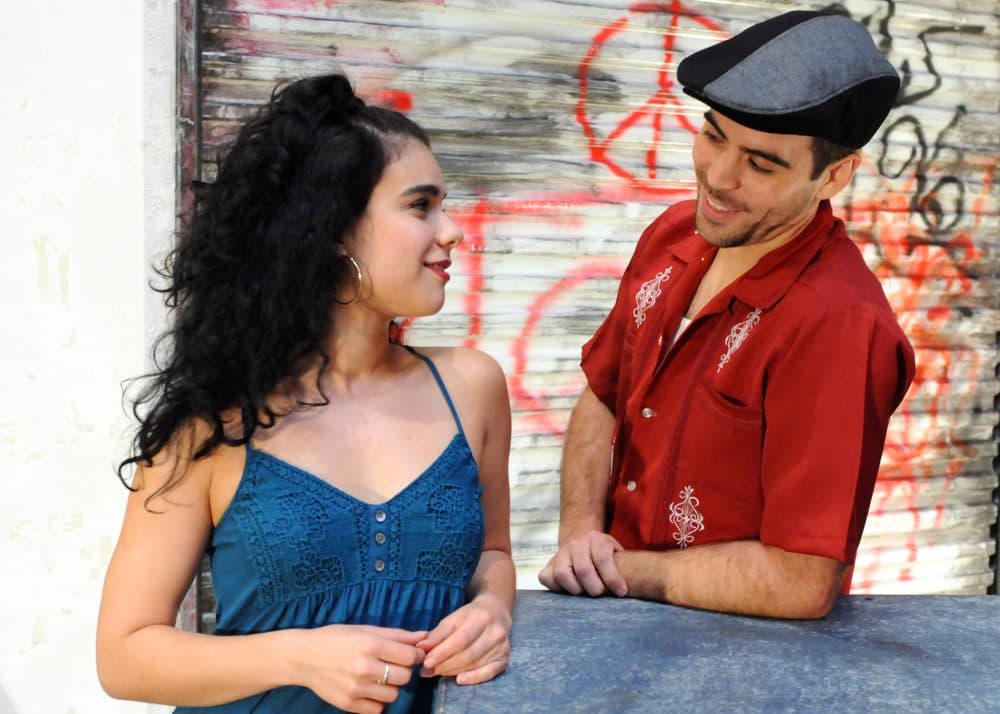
(538, 11, 915, 619)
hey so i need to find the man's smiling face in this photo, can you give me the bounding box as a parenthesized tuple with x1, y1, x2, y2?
(692, 111, 829, 250)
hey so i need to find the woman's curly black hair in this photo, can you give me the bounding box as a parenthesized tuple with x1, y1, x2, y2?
(120, 73, 429, 502)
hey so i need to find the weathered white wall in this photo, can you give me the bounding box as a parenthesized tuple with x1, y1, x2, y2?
(0, 1, 173, 712)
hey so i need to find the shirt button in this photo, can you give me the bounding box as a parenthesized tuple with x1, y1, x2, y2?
(641, 407, 656, 418)
(374, 559, 386, 572)
(626, 480, 637, 492)
(374, 510, 387, 523)
(374, 532, 386, 545)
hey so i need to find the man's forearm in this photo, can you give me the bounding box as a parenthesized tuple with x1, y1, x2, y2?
(559, 387, 616, 543)
(615, 541, 847, 619)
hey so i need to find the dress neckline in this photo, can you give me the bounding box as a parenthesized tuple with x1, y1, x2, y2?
(247, 432, 468, 508)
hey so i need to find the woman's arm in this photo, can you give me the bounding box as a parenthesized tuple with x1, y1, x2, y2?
(97, 431, 424, 712)
(418, 349, 515, 685)
(97, 435, 292, 705)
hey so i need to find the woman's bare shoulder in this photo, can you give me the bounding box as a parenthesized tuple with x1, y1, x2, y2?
(128, 415, 237, 500)
(411, 346, 511, 457)
(411, 345, 506, 391)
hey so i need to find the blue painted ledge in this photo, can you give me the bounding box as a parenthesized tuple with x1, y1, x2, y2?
(434, 589, 1000, 713)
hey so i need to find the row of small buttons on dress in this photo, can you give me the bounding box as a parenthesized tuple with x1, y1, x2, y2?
(373, 508, 388, 572)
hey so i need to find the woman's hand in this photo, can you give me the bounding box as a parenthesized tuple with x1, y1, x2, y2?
(417, 350, 515, 688)
(417, 593, 512, 685)
(291, 625, 427, 714)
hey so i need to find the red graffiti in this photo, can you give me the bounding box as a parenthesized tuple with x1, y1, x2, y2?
(364, 88, 414, 112)
(508, 262, 626, 434)
(204, 1, 996, 594)
(838, 154, 998, 593)
(456, 199, 489, 348)
(576, 2, 722, 195)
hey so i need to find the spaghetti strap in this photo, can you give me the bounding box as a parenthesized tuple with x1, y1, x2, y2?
(404, 346, 466, 436)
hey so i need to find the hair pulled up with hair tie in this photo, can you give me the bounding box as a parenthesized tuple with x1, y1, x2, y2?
(121, 73, 430, 504)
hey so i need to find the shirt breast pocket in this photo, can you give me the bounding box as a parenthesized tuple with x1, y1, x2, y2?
(675, 377, 764, 540)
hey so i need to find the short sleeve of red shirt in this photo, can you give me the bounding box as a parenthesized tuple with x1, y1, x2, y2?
(759, 303, 914, 564)
(580, 276, 628, 412)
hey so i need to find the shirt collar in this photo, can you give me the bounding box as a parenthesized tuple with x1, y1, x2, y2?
(661, 200, 839, 311)
(731, 200, 839, 310)
(670, 223, 717, 265)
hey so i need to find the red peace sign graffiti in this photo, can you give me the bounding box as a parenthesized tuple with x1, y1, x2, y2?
(576, 1, 724, 196)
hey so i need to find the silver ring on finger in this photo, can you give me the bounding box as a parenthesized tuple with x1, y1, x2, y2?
(377, 662, 391, 686)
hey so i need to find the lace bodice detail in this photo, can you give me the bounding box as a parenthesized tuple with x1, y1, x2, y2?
(212, 434, 484, 624)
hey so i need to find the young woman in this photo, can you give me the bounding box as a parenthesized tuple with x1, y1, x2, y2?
(97, 74, 514, 713)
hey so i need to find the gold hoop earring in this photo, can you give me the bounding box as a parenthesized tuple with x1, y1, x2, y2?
(335, 255, 363, 305)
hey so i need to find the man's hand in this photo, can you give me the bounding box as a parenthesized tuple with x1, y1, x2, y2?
(538, 531, 628, 597)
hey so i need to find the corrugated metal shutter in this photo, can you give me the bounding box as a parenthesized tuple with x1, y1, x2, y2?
(184, 0, 998, 622)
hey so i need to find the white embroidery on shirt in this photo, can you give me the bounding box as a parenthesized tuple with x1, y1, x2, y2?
(668, 485, 705, 548)
(716, 308, 762, 373)
(633, 266, 673, 328)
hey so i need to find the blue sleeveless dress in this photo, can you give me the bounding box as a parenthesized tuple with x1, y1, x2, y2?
(175, 349, 485, 713)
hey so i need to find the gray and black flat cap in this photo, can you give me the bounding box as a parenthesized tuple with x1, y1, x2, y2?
(677, 11, 900, 148)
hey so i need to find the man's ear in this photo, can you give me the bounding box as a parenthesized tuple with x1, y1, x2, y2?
(817, 153, 861, 201)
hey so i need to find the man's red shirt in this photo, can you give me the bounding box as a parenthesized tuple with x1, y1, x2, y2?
(582, 200, 915, 565)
